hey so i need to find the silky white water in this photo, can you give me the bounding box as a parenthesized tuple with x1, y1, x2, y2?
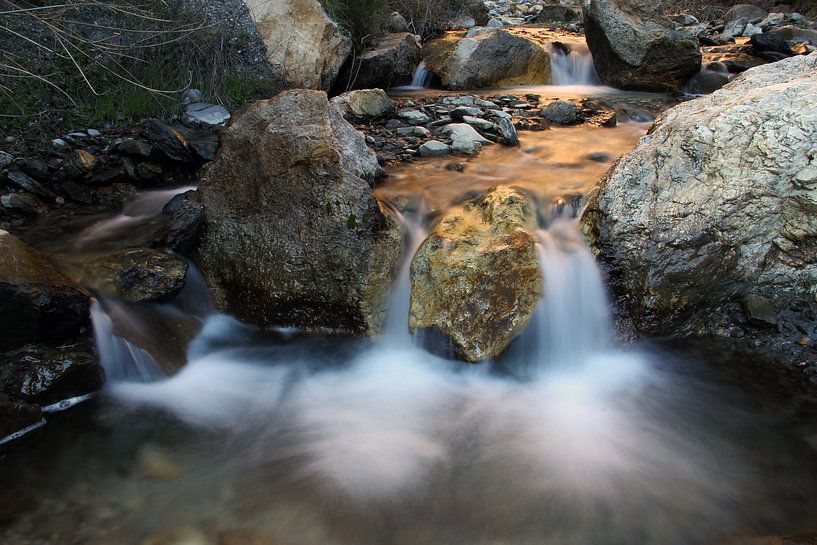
(550, 43, 600, 86)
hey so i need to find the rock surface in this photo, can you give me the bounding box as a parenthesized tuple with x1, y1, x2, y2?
(410, 186, 543, 362)
(330, 89, 396, 118)
(423, 29, 552, 89)
(80, 249, 189, 303)
(581, 54, 817, 361)
(583, 0, 702, 92)
(0, 230, 90, 351)
(243, 0, 351, 90)
(335, 33, 422, 90)
(197, 90, 402, 335)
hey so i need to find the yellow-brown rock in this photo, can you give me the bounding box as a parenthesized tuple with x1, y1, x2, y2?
(409, 186, 543, 362)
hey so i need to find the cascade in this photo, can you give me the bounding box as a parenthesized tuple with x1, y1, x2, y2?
(550, 43, 601, 86)
(91, 300, 165, 382)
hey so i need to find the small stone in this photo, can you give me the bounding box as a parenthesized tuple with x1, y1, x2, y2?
(183, 103, 231, 129)
(541, 100, 583, 124)
(181, 88, 203, 106)
(743, 294, 778, 326)
(486, 17, 504, 28)
(0, 193, 46, 215)
(496, 117, 519, 146)
(137, 443, 182, 480)
(450, 106, 485, 118)
(419, 140, 450, 157)
(396, 126, 431, 137)
(7, 171, 52, 199)
(86, 128, 101, 137)
(51, 138, 68, 148)
(462, 115, 495, 130)
(397, 109, 431, 125)
(0, 151, 13, 168)
(797, 336, 810, 346)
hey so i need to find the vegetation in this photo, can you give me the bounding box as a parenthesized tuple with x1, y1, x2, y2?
(0, 0, 285, 143)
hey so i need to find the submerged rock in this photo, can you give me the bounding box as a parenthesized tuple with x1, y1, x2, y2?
(583, 0, 702, 92)
(244, 0, 351, 90)
(197, 90, 402, 335)
(540, 100, 583, 124)
(410, 186, 543, 362)
(423, 29, 552, 89)
(81, 249, 188, 303)
(0, 230, 90, 352)
(581, 53, 817, 359)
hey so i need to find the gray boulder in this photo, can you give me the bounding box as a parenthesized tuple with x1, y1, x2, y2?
(197, 90, 402, 335)
(581, 54, 817, 357)
(423, 29, 552, 90)
(330, 89, 396, 118)
(582, 0, 702, 93)
(724, 4, 768, 25)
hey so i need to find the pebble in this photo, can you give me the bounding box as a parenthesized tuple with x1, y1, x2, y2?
(0, 151, 13, 168)
(419, 140, 451, 157)
(87, 129, 101, 137)
(51, 138, 68, 148)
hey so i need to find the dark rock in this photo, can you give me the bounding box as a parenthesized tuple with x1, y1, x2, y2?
(541, 100, 583, 124)
(586, 152, 612, 162)
(111, 137, 153, 157)
(6, 171, 52, 199)
(147, 119, 191, 162)
(583, 0, 702, 93)
(744, 294, 779, 326)
(685, 70, 730, 94)
(496, 117, 520, 146)
(336, 33, 422, 90)
(0, 393, 42, 441)
(0, 230, 90, 352)
(22, 158, 49, 181)
(1, 193, 47, 215)
(61, 181, 95, 204)
(450, 106, 485, 119)
(0, 344, 102, 405)
(87, 165, 127, 187)
(757, 51, 793, 62)
(136, 162, 163, 182)
(96, 183, 138, 209)
(536, 5, 581, 23)
(81, 248, 188, 302)
(153, 190, 203, 256)
(751, 32, 794, 56)
(196, 90, 402, 335)
(66, 149, 99, 177)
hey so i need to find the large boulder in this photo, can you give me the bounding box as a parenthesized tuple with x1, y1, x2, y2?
(582, 0, 702, 93)
(410, 186, 543, 362)
(197, 90, 402, 335)
(581, 54, 817, 359)
(243, 0, 352, 91)
(0, 230, 90, 352)
(330, 89, 396, 119)
(335, 33, 422, 91)
(423, 29, 552, 90)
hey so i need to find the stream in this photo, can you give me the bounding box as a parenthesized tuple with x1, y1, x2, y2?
(2, 50, 817, 545)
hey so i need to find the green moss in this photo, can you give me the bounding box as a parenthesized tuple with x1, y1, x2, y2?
(347, 213, 358, 229)
(677, 39, 699, 51)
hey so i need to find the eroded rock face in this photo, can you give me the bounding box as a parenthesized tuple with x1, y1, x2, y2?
(335, 33, 422, 91)
(197, 90, 402, 335)
(243, 0, 351, 90)
(0, 230, 90, 352)
(423, 29, 552, 90)
(581, 54, 817, 355)
(410, 186, 543, 362)
(582, 0, 702, 93)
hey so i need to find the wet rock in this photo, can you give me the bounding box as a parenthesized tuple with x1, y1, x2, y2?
(182, 103, 231, 129)
(397, 126, 431, 137)
(136, 162, 163, 183)
(0, 344, 102, 405)
(61, 181, 95, 204)
(6, 171, 52, 199)
(0, 394, 42, 442)
(540, 100, 583, 124)
(496, 117, 519, 146)
(82, 248, 188, 303)
(147, 119, 191, 162)
(772, 26, 817, 45)
(0, 230, 90, 351)
(583, 0, 702, 93)
(244, 0, 351, 90)
(197, 90, 402, 335)
(67, 149, 99, 175)
(462, 115, 495, 130)
(750, 32, 794, 56)
(0, 151, 12, 168)
(423, 29, 552, 89)
(450, 106, 485, 118)
(111, 137, 153, 158)
(581, 54, 817, 344)
(330, 89, 396, 118)
(153, 190, 203, 256)
(336, 32, 422, 90)
(22, 158, 49, 181)
(410, 186, 543, 362)
(419, 140, 451, 157)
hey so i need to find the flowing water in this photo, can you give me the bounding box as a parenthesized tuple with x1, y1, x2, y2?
(2, 82, 817, 545)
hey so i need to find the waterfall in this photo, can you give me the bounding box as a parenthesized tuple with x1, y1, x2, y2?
(91, 300, 165, 383)
(525, 215, 611, 368)
(550, 43, 600, 86)
(393, 61, 433, 90)
(382, 211, 427, 345)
